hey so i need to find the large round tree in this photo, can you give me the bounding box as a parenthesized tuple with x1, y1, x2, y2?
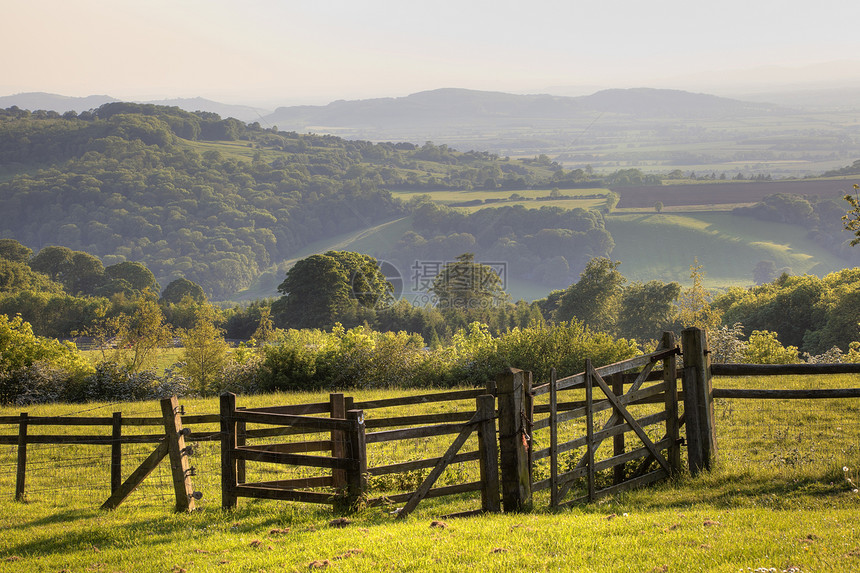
(273, 251, 393, 329)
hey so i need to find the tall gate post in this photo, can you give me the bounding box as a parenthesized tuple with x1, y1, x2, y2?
(681, 327, 716, 474)
(342, 409, 367, 513)
(496, 368, 532, 512)
(220, 392, 238, 509)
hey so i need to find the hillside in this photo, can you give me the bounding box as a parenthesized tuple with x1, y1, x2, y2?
(0, 104, 560, 299)
(260, 87, 856, 178)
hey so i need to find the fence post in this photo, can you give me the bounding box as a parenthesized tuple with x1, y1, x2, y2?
(330, 393, 347, 489)
(585, 360, 596, 502)
(15, 412, 27, 501)
(496, 368, 532, 512)
(611, 372, 625, 485)
(662, 331, 682, 473)
(524, 371, 534, 484)
(476, 394, 500, 513)
(111, 412, 122, 494)
(549, 368, 559, 507)
(681, 327, 716, 474)
(160, 396, 196, 512)
(220, 392, 238, 509)
(343, 409, 367, 513)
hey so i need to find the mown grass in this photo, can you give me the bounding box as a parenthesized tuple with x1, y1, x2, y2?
(606, 212, 847, 288)
(2, 374, 859, 571)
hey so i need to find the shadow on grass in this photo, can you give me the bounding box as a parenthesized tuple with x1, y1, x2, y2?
(578, 467, 858, 514)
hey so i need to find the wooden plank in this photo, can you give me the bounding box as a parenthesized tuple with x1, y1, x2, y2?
(242, 402, 331, 415)
(396, 411, 480, 519)
(161, 396, 196, 512)
(366, 421, 474, 444)
(243, 426, 332, 440)
(353, 389, 485, 410)
(0, 415, 112, 426)
(662, 331, 681, 474)
(233, 485, 335, 505)
(365, 411, 476, 429)
(330, 393, 346, 489)
(369, 451, 481, 476)
(589, 364, 672, 475)
(233, 410, 354, 431)
(551, 382, 666, 428)
(15, 412, 27, 501)
(0, 434, 165, 445)
(179, 414, 220, 424)
(713, 388, 860, 399)
(476, 394, 500, 513)
(235, 410, 246, 486)
(369, 481, 483, 506)
(246, 441, 333, 454)
(711, 363, 860, 376)
(559, 468, 668, 507)
(101, 440, 169, 510)
(525, 371, 534, 486)
(533, 347, 680, 395)
(585, 361, 595, 502)
(120, 417, 168, 426)
(550, 368, 559, 508)
(612, 373, 625, 486)
(594, 437, 675, 475)
(525, 410, 671, 463)
(242, 476, 333, 490)
(232, 448, 358, 470)
(111, 412, 122, 494)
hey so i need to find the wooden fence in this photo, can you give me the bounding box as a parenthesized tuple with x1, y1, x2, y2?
(679, 327, 860, 474)
(3, 326, 859, 516)
(219, 387, 499, 518)
(0, 396, 206, 511)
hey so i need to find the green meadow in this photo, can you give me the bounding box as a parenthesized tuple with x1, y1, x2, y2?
(2, 375, 859, 572)
(605, 212, 848, 288)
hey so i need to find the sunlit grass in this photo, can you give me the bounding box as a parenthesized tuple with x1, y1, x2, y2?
(2, 376, 859, 571)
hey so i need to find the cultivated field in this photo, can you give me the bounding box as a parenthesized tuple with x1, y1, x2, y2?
(606, 211, 848, 287)
(2, 374, 859, 572)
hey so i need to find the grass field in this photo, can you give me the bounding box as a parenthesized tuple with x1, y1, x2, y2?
(2, 374, 859, 572)
(606, 212, 848, 288)
(388, 188, 612, 212)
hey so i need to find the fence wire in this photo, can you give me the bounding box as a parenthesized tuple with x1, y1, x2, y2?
(0, 401, 224, 509)
(713, 375, 860, 479)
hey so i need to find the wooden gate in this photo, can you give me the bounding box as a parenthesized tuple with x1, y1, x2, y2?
(530, 332, 683, 507)
(219, 393, 367, 512)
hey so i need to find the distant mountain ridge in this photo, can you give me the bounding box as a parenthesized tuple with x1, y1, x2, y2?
(261, 87, 778, 129)
(0, 92, 268, 123)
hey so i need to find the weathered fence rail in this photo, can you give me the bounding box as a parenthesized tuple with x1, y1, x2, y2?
(1, 396, 200, 510)
(4, 326, 858, 517)
(681, 327, 860, 474)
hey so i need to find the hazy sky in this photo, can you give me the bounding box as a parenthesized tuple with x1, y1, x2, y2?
(5, 0, 860, 105)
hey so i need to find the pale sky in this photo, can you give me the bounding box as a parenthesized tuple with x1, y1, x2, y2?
(4, 0, 860, 106)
